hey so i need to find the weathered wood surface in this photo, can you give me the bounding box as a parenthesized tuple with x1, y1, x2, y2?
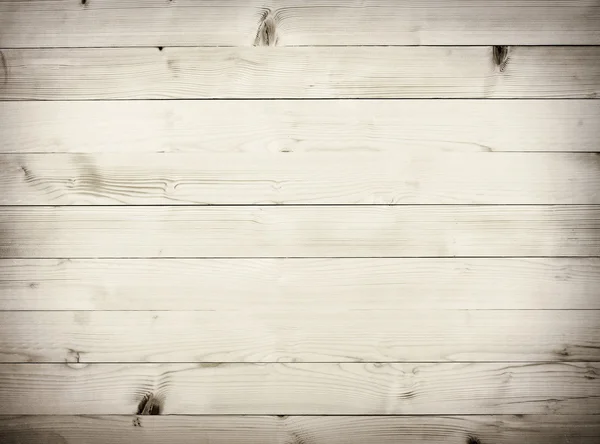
(1, 47, 599, 99)
(1, 0, 599, 47)
(0, 362, 598, 414)
(2, 100, 599, 154)
(2, 258, 598, 310)
(1, 206, 599, 258)
(1, 415, 599, 444)
(1, 310, 598, 363)
(3, 153, 600, 205)
(1, 0, 599, 440)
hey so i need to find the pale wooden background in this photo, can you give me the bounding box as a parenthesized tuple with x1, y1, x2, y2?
(1, 1, 600, 443)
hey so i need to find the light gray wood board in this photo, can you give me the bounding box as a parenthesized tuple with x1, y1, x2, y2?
(1, 47, 599, 99)
(1, 0, 599, 47)
(2, 100, 599, 154)
(3, 153, 600, 205)
(1, 206, 599, 258)
(2, 258, 599, 310)
(1, 415, 599, 444)
(0, 362, 598, 414)
(1, 310, 599, 363)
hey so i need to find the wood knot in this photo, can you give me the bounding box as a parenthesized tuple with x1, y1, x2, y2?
(492, 46, 509, 72)
(21, 165, 35, 182)
(585, 368, 599, 380)
(467, 436, 481, 444)
(66, 348, 82, 363)
(556, 347, 570, 357)
(137, 393, 162, 415)
(254, 9, 278, 46)
(65, 347, 88, 369)
(291, 431, 307, 444)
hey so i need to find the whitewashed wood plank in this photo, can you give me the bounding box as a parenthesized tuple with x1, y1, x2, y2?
(0, 310, 598, 363)
(1, 47, 599, 99)
(3, 153, 600, 205)
(1, 0, 598, 47)
(1, 415, 599, 444)
(0, 362, 598, 414)
(2, 258, 598, 310)
(2, 100, 598, 154)
(1, 206, 598, 258)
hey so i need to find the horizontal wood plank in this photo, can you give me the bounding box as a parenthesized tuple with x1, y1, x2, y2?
(2, 258, 599, 310)
(1, 415, 599, 444)
(1, 0, 599, 47)
(2, 100, 599, 154)
(0, 310, 599, 363)
(1, 206, 599, 258)
(1, 47, 599, 99)
(0, 362, 598, 414)
(3, 153, 600, 205)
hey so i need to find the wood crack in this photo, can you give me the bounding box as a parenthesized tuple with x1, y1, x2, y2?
(0, 51, 7, 85)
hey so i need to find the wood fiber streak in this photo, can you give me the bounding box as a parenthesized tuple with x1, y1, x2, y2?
(1, 415, 599, 444)
(2, 101, 599, 154)
(3, 153, 600, 205)
(1, 206, 599, 258)
(1, 258, 598, 310)
(1, 47, 599, 99)
(1, 0, 599, 47)
(0, 362, 598, 414)
(1, 310, 599, 363)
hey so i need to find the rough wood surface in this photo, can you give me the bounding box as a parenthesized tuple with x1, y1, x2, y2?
(0, 362, 598, 414)
(2, 258, 598, 310)
(1, 310, 598, 363)
(1, 47, 599, 99)
(1, 0, 599, 47)
(1, 206, 599, 258)
(1, 415, 599, 444)
(3, 153, 600, 205)
(2, 100, 599, 154)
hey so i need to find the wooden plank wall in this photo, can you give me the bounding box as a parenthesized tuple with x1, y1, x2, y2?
(0, 1, 599, 443)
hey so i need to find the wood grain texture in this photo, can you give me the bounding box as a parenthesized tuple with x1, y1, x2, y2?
(1, 47, 599, 99)
(2, 0, 599, 437)
(3, 153, 600, 205)
(2, 258, 599, 310)
(1, 415, 599, 444)
(2, 310, 599, 363)
(2, 100, 599, 154)
(1, 206, 599, 258)
(0, 362, 598, 414)
(1, 0, 599, 47)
